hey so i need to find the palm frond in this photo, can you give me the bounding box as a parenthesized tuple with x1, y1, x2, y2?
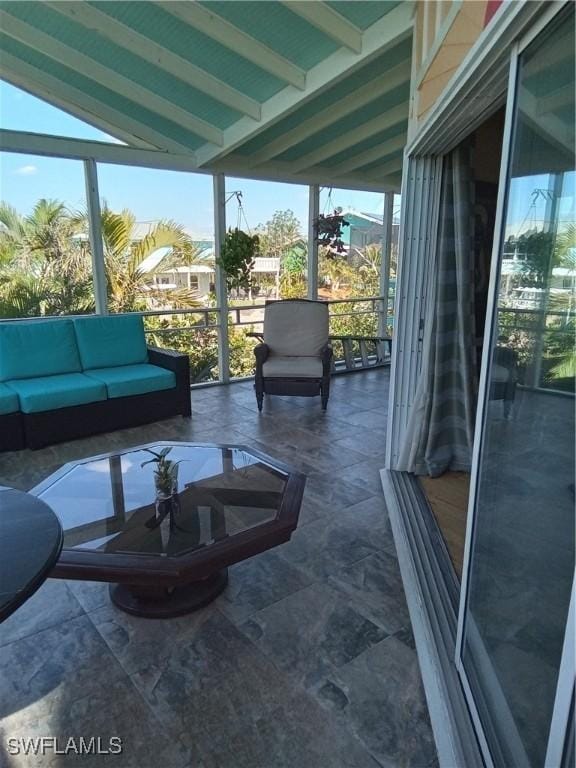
(550, 350, 576, 380)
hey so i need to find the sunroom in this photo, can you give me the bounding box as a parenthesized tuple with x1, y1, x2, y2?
(0, 2, 574, 767)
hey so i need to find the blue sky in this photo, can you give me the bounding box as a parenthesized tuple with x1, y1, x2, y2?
(0, 81, 387, 239)
(2, 80, 571, 239)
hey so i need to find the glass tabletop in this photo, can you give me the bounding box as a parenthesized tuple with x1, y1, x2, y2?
(36, 444, 288, 558)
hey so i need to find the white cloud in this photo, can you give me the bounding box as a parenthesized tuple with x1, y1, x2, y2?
(14, 164, 38, 176)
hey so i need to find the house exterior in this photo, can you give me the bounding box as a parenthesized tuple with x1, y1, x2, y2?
(339, 208, 399, 252)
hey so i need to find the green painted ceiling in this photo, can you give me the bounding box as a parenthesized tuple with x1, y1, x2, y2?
(0, 0, 412, 190)
(235, 36, 411, 156)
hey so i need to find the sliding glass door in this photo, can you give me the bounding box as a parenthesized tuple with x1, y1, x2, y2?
(458, 7, 575, 767)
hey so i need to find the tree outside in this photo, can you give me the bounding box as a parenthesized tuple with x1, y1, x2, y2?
(1, 198, 393, 382)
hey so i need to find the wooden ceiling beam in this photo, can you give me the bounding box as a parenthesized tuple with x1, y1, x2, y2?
(281, 1, 362, 53)
(249, 58, 411, 166)
(157, 1, 306, 89)
(330, 133, 406, 176)
(0, 10, 223, 146)
(289, 105, 407, 173)
(0, 53, 194, 155)
(47, 1, 261, 120)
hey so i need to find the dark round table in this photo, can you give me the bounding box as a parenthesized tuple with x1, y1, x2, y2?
(0, 486, 63, 623)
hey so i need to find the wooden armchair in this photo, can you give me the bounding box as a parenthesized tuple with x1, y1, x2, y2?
(253, 299, 333, 411)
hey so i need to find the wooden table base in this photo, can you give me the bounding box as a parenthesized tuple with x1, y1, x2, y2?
(109, 569, 228, 618)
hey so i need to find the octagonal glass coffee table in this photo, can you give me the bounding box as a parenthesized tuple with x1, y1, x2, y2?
(32, 442, 305, 618)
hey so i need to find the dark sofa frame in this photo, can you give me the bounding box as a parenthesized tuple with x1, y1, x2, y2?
(0, 346, 191, 452)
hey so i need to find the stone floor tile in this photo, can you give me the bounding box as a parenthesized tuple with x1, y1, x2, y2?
(239, 582, 389, 689)
(327, 551, 411, 635)
(216, 550, 312, 624)
(313, 634, 437, 768)
(0, 580, 84, 648)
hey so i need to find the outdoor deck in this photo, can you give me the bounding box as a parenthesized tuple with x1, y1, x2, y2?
(0, 369, 437, 768)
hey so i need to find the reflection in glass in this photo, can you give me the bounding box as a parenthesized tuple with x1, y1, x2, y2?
(38, 444, 287, 558)
(462, 10, 575, 767)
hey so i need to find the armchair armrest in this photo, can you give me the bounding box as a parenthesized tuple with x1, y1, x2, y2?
(321, 343, 333, 376)
(254, 343, 270, 376)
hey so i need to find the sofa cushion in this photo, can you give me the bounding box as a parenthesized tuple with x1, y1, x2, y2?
(85, 364, 176, 399)
(0, 319, 81, 382)
(262, 356, 323, 378)
(0, 383, 19, 415)
(73, 315, 148, 370)
(6, 373, 107, 414)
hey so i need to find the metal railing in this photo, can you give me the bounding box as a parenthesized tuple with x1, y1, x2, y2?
(0, 296, 395, 386)
(138, 296, 394, 385)
(496, 306, 575, 394)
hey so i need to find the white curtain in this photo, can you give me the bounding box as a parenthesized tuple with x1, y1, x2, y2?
(398, 142, 478, 476)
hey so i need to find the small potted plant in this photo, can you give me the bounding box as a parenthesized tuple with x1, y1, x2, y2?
(141, 447, 182, 500)
(217, 228, 260, 291)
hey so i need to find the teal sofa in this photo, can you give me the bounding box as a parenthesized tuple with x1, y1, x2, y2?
(0, 315, 191, 451)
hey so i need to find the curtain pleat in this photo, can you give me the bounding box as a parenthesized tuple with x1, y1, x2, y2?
(398, 142, 478, 477)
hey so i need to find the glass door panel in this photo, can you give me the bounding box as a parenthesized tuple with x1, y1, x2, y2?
(461, 9, 575, 767)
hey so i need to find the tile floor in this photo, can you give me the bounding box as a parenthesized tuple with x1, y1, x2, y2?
(0, 369, 437, 768)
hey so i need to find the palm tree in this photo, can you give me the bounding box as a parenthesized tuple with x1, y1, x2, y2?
(98, 206, 206, 312)
(0, 199, 209, 317)
(0, 199, 93, 316)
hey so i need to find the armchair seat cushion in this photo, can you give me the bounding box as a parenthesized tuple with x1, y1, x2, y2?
(85, 364, 176, 399)
(262, 356, 323, 378)
(0, 383, 19, 415)
(7, 373, 107, 414)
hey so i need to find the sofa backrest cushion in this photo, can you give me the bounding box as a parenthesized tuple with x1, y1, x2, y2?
(0, 319, 81, 382)
(73, 315, 148, 370)
(264, 300, 329, 357)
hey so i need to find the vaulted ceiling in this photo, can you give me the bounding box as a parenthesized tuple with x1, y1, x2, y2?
(0, 1, 413, 191)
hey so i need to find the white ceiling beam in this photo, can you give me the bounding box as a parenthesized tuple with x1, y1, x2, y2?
(365, 156, 405, 180)
(249, 58, 411, 165)
(0, 74, 156, 150)
(157, 1, 306, 90)
(0, 52, 196, 156)
(47, 1, 262, 121)
(195, 2, 413, 167)
(328, 132, 407, 176)
(0, 130, 203, 171)
(0, 128, 401, 190)
(289, 103, 407, 173)
(214, 156, 399, 192)
(281, 1, 362, 53)
(0, 10, 223, 147)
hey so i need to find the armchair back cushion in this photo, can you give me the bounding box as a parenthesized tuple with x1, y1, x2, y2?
(263, 301, 328, 358)
(0, 319, 81, 382)
(73, 315, 148, 370)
